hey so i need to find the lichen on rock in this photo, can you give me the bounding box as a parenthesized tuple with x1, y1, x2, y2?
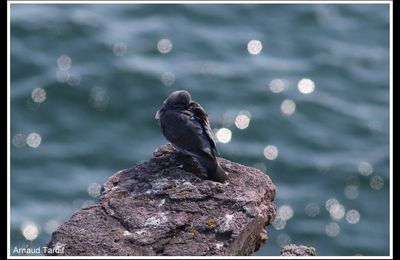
(281, 244, 317, 256)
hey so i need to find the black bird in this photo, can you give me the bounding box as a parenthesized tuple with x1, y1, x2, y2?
(155, 90, 228, 183)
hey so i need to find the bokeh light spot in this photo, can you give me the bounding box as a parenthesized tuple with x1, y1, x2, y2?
(369, 175, 384, 190)
(89, 86, 109, 111)
(305, 202, 320, 217)
(263, 145, 278, 160)
(325, 222, 340, 237)
(345, 209, 360, 224)
(21, 221, 39, 241)
(216, 128, 232, 143)
(247, 40, 263, 55)
(161, 72, 175, 87)
(269, 79, 287, 93)
(67, 72, 81, 86)
(31, 88, 46, 103)
(87, 182, 101, 197)
(26, 133, 42, 148)
(325, 198, 339, 211)
(56, 69, 70, 83)
(298, 78, 315, 94)
(277, 205, 294, 221)
(234, 111, 251, 130)
(329, 203, 345, 220)
(157, 39, 173, 54)
(57, 55, 72, 70)
(12, 133, 26, 148)
(280, 99, 296, 116)
(344, 185, 359, 200)
(271, 217, 286, 230)
(358, 161, 373, 176)
(325, 198, 345, 220)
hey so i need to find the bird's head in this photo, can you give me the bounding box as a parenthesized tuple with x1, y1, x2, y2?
(155, 90, 192, 119)
(163, 90, 192, 110)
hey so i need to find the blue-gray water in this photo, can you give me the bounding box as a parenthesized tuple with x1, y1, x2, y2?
(10, 4, 390, 256)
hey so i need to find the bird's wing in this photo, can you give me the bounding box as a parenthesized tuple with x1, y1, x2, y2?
(188, 102, 220, 157)
(160, 109, 215, 159)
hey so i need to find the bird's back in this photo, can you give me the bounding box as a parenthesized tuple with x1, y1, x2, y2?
(160, 109, 215, 159)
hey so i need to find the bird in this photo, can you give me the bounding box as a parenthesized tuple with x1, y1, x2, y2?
(155, 90, 228, 183)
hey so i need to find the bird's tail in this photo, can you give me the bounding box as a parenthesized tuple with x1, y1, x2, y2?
(197, 156, 228, 183)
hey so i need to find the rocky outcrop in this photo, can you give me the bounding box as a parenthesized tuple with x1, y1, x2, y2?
(46, 144, 276, 256)
(281, 244, 317, 256)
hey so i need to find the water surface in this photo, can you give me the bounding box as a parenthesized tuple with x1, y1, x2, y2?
(10, 3, 390, 256)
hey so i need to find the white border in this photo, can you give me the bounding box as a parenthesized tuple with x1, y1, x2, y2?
(7, 1, 393, 259)
(7, 1, 12, 260)
(6, 1, 395, 4)
(389, 1, 393, 258)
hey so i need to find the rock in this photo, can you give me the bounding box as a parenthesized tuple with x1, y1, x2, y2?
(46, 144, 276, 256)
(281, 244, 317, 256)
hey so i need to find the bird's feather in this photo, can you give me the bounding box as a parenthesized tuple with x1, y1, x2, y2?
(188, 102, 220, 157)
(160, 109, 214, 159)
